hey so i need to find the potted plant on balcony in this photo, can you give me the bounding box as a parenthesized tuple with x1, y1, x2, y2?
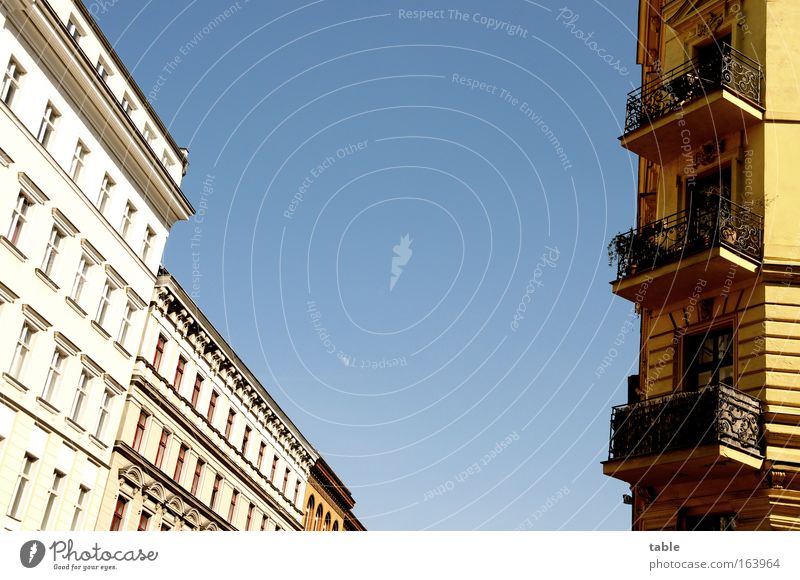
(608, 233, 635, 274)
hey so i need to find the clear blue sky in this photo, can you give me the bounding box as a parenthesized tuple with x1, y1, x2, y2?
(89, 0, 641, 530)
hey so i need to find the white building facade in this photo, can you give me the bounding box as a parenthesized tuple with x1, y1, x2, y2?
(97, 272, 317, 531)
(0, 0, 192, 531)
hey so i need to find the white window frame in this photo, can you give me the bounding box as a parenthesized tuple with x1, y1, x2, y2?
(8, 322, 35, 382)
(117, 301, 134, 346)
(41, 226, 65, 279)
(69, 140, 89, 182)
(97, 173, 114, 214)
(36, 102, 60, 148)
(69, 370, 91, 424)
(70, 485, 89, 530)
(95, 387, 114, 439)
(66, 18, 83, 42)
(120, 201, 136, 239)
(70, 255, 91, 304)
(95, 280, 114, 327)
(7, 453, 37, 519)
(42, 348, 67, 403)
(40, 470, 65, 530)
(1, 56, 24, 106)
(141, 227, 156, 261)
(6, 192, 33, 246)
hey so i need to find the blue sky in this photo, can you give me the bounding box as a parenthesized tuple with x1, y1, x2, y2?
(89, 0, 641, 530)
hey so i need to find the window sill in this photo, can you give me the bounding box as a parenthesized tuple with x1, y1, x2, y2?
(36, 396, 60, 415)
(65, 416, 86, 434)
(0, 236, 27, 262)
(88, 434, 108, 450)
(113, 341, 132, 359)
(65, 296, 87, 317)
(35, 268, 60, 292)
(2, 372, 28, 393)
(91, 320, 111, 340)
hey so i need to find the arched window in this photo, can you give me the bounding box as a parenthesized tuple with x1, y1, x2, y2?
(332, 520, 339, 532)
(303, 496, 315, 530)
(323, 512, 331, 531)
(313, 504, 323, 531)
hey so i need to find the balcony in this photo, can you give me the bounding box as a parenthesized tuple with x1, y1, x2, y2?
(609, 194, 763, 308)
(621, 44, 764, 161)
(604, 384, 764, 484)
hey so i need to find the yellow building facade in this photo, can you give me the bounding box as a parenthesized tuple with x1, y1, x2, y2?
(302, 458, 364, 531)
(604, 0, 800, 530)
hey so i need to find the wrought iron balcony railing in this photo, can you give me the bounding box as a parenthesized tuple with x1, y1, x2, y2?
(624, 44, 764, 134)
(608, 194, 763, 280)
(608, 384, 763, 461)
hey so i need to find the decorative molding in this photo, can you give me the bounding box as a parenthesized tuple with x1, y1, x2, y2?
(80, 239, 105, 264)
(21, 304, 52, 331)
(17, 172, 50, 204)
(54, 331, 81, 356)
(51, 207, 80, 236)
(0, 146, 13, 167)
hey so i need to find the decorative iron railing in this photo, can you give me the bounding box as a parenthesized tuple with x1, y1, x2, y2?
(624, 44, 763, 134)
(609, 194, 763, 280)
(608, 384, 763, 461)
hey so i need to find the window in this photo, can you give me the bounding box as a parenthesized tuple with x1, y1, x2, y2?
(110, 496, 127, 531)
(69, 140, 89, 182)
(323, 512, 331, 531)
(141, 227, 156, 261)
(313, 504, 322, 531)
(225, 409, 235, 438)
(153, 334, 166, 371)
(96, 58, 110, 81)
(69, 371, 91, 423)
(7, 192, 33, 246)
(173, 444, 188, 481)
(118, 302, 135, 346)
(9, 323, 35, 381)
(132, 410, 148, 451)
(282, 468, 290, 494)
(120, 202, 136, 239)
(70, 256, 91, 303)
(41, 227, 65, 279)
(137, 512, 151, 531)
(142, 124, 154, 144)
(680, 510, 736, 531)
(210, 474, 222, 509)
(161, 151, 173, 170)
(40, 470, 65, 530)
(70, 485, 89, 530)
(66, 18, 83, 42)
(684, 327, 734, 391)
(293, 480, 301, 505)
(97, 174, 114, 214)
(206, 391, 218, 422)
(36, 102, 59, 148)
(227, 490, 239, 523)
(241, 426, 251, 455)
(160, 522, 171, 531)
(257, 442, 266, 470)
(1, 57, 24, 106)
(95, 280, 113, 327)
(154, 428, 169, 468)
(191, 375, 203, 407)
(95, 388, 114, 439)
(246, 503, 255, 530)
(304, 497, 315, 530)
(270, 455, 278, 482)
(261, 514, 268, 531)
(121, 94, 135, 115)
(42, 349, 66, 402)
(173, 356, 187, 389)
(7, 454, 37, 519)
(191, 459, 204, 496)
